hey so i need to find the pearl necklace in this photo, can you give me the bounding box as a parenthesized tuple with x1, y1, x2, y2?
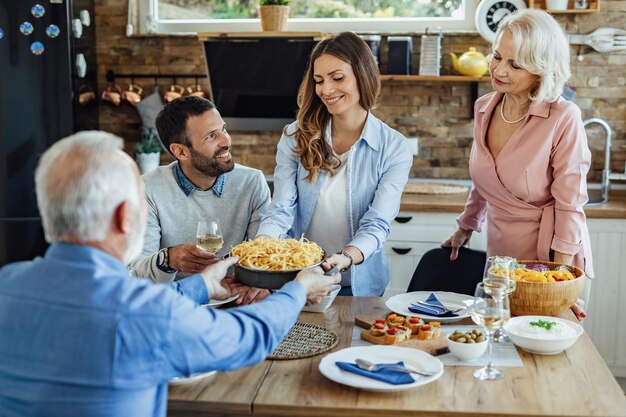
(500, 94, 528, 124)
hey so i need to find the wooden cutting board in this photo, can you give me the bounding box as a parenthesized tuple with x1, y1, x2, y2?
(403, 182, 468, 195)
(355, 316, 449, 356)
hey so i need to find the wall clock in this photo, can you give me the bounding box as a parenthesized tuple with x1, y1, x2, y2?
(474, 0, 527, 43)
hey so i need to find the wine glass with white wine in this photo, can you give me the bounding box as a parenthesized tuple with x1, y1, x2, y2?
(471, 281, 509, 381)
(483, 255, 516, 343)
(196, 218, 224, 254)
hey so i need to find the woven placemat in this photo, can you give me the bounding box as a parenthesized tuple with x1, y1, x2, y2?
(268, 322, 339, 360)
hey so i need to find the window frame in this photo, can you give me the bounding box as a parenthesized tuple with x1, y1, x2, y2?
(136, 0, 479, 35)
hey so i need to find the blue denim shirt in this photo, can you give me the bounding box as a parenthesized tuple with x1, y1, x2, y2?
(175, 161, 224, 197)
(257, 113, 413, 296)
(0, 243, 305, 417)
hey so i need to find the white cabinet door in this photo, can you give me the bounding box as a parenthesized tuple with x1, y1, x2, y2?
(585, 218, 626, 377)
(384, 241, 434, 296)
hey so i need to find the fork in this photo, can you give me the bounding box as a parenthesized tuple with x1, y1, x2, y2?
(355, 358, 437, 377)
(568, 28, 626, 53)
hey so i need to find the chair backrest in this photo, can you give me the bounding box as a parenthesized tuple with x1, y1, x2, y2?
(407, 247, 486, 295)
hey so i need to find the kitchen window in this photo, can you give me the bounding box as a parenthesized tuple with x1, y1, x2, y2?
(134, 0, 478, 35)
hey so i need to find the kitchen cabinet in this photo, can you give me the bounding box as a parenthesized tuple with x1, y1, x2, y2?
(383, 212, 487, 296)
(585, 218, 626, 377)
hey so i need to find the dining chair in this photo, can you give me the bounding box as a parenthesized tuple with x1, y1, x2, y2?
(407, 247, 486, 295)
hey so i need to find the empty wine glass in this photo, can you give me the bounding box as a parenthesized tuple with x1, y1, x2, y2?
(471, 281, 509, 381)
(196, 218, 224, 254)
(483, 255, 516, 343)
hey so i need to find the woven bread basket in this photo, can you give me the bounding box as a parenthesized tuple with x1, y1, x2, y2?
(259, 5, 289, 31)
(510, 260, 585, 317)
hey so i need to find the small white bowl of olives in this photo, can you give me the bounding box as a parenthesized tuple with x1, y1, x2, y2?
(447, 329, 488, 361)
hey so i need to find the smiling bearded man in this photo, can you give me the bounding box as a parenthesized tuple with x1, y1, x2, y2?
(129, 96, 271, 305)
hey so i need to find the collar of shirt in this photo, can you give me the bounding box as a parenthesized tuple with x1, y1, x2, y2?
(478, 92, 552, 120)
(175, 162, 224, 197)
(45, 242, 129, 276)
(325, 112, 381, 152)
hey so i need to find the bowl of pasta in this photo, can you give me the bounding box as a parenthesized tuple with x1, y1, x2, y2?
(230, 237, 326, 290)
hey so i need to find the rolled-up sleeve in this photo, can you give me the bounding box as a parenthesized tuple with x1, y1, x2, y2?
(549, 106, 591, 255)
(349, 138, 413, 259)
(457, 186, 488, 232)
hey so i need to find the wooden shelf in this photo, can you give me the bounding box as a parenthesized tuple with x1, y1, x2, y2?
(379, 75, 491, 118)
(528, 0, 599, 13)
(380, 75, 490, 82)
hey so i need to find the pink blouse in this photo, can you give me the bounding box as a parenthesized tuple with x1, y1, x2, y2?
(457, 92, 594, 277)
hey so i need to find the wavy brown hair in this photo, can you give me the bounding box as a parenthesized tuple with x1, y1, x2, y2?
(287, 32, 381, 182)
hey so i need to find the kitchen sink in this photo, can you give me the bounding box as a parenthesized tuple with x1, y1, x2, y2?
(586, 192, 607, 206)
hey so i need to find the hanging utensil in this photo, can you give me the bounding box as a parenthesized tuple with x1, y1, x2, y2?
(568, 27, 626, 53)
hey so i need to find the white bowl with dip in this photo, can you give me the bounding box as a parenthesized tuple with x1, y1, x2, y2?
(505, 315, 583, 355)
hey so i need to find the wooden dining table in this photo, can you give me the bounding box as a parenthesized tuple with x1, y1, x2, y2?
(168, 296, 626, 417)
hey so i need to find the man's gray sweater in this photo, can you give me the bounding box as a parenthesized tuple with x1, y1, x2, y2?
(129, 162, 271, 283)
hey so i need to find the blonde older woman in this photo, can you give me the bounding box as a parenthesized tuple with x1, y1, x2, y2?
(442, 9, 593, 315)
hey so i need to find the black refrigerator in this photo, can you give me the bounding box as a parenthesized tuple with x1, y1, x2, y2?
(0, 0, 97, 265)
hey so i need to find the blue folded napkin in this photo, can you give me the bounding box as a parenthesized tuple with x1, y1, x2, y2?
(335, 361, 415, 385)
(408, 293, 459, 317)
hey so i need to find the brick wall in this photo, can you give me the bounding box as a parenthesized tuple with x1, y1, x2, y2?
(95, 0, 626, 182)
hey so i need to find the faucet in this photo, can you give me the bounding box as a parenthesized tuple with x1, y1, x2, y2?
(583, 118, 626, 204)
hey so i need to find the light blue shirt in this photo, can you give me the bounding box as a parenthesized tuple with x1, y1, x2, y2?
(0, 243, 305, 417)
(257, 113, 413, 296)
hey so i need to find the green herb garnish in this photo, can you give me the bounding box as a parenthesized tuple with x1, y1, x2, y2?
(530, 320, 558, 331)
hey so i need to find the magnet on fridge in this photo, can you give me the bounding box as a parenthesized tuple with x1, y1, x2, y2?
(20, 22, 34, 36)
(71, 19, 83, 38)
(31, 41, 45, 56)
(80, 10, 91, 27)
(76, 53, 87, 78)
(46, 24, 60, 38)
(31, 4, 45, 18)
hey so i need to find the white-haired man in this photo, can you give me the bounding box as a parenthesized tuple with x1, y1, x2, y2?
(0, 131, 339, 417)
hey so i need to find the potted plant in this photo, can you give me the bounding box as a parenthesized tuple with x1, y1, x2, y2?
(135, 130, 162, 174)
(259, 0, 290, 32)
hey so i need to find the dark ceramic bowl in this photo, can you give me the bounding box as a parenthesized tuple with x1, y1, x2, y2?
(234, 260, 324, 290)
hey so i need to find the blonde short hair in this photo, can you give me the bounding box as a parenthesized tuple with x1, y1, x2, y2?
(494, 9, 571, 103)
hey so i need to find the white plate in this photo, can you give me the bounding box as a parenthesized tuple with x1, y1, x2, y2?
(169, 370, 217, 385)
(202, 294, 239, 308)
(319, 345, 443, 392)
(385, 291, 474, 323)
